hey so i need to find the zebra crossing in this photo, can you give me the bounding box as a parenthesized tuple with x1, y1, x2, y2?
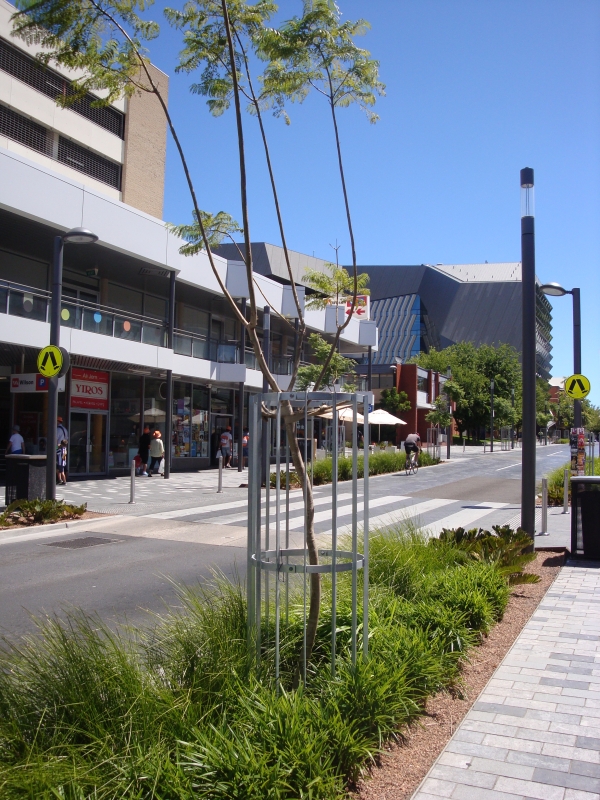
(143, 491, 515, 542)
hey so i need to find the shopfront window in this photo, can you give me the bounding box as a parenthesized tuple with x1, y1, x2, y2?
(192, 386, 210, 458)
(109, 373, 141, 469)
(144, 377, 167, 438)
(172, 381, 191, 458)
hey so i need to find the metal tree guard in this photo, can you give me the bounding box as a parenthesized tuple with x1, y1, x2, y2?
(247, 391, 370, 686)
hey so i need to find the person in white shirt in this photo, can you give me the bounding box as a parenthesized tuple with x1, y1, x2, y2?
(7, 425, 24, 454)
(219, 426, 233, 468)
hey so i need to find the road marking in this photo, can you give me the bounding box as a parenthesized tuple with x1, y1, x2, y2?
(212, 492, 358, 525)
(425, 503, 509, 538)
(315, 498, 455, 540)
(496, 463, 521, 471)
(147, 499, 250, 519)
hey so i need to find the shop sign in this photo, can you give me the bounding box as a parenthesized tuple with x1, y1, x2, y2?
(71, 368, 109, 410)
(10, 373, 65, 393)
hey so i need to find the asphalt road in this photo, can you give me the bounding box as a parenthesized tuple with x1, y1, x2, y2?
(0, 444, 569, 641)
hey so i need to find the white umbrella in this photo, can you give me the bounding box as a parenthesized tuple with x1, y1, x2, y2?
(318, 407, 365, 423)
(368, 408, 407, 443)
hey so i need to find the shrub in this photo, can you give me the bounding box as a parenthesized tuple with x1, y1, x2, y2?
(0, 499, 86, 527)
(0, 522, 534, 797)
(543, 459, 599, 506)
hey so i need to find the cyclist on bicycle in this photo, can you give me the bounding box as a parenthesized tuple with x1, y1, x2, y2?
(404, 432, 421, 461)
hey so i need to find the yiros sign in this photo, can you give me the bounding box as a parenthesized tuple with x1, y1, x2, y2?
(70, 368, 109, 410)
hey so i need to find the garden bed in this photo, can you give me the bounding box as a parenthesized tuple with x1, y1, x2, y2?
(358, 549, 564, 799)
(0, 524, 539, 799)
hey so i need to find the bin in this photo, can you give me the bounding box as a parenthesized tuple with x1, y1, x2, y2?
(5, 455, 47, 506)
(571, 476, 600, 560)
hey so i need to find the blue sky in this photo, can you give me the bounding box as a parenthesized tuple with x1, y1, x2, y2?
(149, 1, 600, 404)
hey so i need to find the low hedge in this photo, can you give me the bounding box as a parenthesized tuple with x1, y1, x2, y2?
(544, 459, 599, 506)
(272, 449, 440, 488)
(0, 523, 534, 799)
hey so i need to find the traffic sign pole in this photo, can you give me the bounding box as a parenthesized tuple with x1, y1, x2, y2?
(46, 236, 64, 501)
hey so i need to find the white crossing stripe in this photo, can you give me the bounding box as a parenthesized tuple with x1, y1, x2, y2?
(424, 503, 509, 538)
(209, 492, 359, 525)
(147, 499, 250, 519)
(289, 494, 409, 530)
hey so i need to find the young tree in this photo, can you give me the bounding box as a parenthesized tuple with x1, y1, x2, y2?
(296, 334, 356, 391)
(379, 388, 411, 417)
(11, 0, 383, 674)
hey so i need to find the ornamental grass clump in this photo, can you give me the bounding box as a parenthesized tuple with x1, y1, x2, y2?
(0, 523, 532, 798)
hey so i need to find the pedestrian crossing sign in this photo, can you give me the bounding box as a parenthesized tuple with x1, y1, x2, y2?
(37, 345, 66, 378)
(565, 374, 590, 400)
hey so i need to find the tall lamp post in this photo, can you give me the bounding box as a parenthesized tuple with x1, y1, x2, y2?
(539, 283, 582, 428)
(490, 379, 495, 452)
(47, 228, 98, 500)
(520, 167, 537, 541)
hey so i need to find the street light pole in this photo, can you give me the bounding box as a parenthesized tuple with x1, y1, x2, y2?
(490, 379, 495, 453)
(46, 228, 97, 501)
(520, 167, 537, 541)
(572, 288, 582, 428)
(539, 282, 582, 429)
(511, 387, 515, 449)
(446, 366, 452, 460)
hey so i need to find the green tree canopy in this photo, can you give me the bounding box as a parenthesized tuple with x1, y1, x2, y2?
(379, 388, 411, 417)
(296, 333, 355, 391)
(411, 342, 521, 435)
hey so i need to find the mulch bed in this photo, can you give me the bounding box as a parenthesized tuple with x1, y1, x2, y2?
(357, 550, 565, 800)
(0, 510, 108, 530)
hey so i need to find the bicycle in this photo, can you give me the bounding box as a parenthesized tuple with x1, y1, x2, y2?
(404, 449, 419, 475)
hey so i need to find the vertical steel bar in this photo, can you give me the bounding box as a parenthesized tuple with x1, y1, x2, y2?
(521, 176, 537, 541)
(302, 395, 308, 686)
(351, 393, 358, 665)
(164, 270, 176, 480)
(275, 401, 281, 689)
(331, 392, 338, 675)
(265, 415, 272, 650)
(129, 458, 136, 504)
(285, 430, 290, 626)
(363, 395, 370, 660)
(255, 401, 262, 664)
(217, 454, 223, 493)
(572, 289, 582, 429)
(46, 236, 63, 501)
(563, 468, 569, 514)
(247, 395, 258, 650)
(541, 477, 548, 534)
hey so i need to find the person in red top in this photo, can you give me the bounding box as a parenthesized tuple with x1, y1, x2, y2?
(220, 426, 233, 468)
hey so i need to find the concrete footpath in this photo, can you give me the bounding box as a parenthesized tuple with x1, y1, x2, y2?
(411, 556, 600, 799)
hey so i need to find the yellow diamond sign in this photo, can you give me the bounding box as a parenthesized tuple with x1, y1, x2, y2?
(37, 345, 63, 378)
(565, 374, 591, 400)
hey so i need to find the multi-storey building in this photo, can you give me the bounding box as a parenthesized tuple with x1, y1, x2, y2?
(0, 1, 375, 475)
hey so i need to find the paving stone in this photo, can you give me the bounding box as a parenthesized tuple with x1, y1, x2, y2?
(419, 777, 457, 797)
(482, 734, 542, 754)
(469, 756, 534, 780)
(474, 702, 528, 717)
(564, 788, 600, 800)
(541, 677, 591, 691)
(430, 764, 496, 788)
(447, 740, 508, 761)
(452, 729, 485, 745)
(494, 775, 566, 799)
(576, 736, 600, 751)
(532, 767, 600, 793)
(571, 762, 600, 780)
(450, 786, 525, 800)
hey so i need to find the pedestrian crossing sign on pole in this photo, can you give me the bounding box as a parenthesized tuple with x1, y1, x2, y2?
(37, 345, 65, 378)
(565, 374, 591, 400)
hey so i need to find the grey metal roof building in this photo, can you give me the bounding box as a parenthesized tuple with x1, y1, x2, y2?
(214, 244, 553, 380)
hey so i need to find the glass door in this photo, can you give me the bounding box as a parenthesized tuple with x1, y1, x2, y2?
(68, 411, 107, 475)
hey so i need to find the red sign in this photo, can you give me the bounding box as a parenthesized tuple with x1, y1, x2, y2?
(70, 368, 109, 410)
(345, 295, 370, 318)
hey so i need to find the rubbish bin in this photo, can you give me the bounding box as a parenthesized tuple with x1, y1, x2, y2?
(571, 476, 600, 560)
(5, 455, 47, 506)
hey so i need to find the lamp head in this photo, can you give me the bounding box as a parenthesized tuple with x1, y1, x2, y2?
(62, 228, 98, 244)
(520, 167, 535, 217)
(539, 282, 568, 297)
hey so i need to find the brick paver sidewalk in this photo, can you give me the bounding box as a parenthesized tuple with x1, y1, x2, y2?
(412, 562, 600, 800)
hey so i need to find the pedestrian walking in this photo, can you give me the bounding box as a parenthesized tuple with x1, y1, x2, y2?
(56, 416, 69, 481)
(242, 427, 250, 469)
(138, 425, 151, 476)
(6, 425, 24, 454)
(148, 430, 164, 476)
(56, 439, 68, 485)
(220, 426, 233, 468)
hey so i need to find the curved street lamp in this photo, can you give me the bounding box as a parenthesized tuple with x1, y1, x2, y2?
(539, 282, 582, 428)
(47, 228, 98, 500)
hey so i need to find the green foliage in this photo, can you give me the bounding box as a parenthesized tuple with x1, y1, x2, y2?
(435, 525, 539, 585)
(552, 391, 600, 432)
(303, 263, 370, 312)
(296, 334, 356, 390)
(379, 387, 411, 416)
(412, 342, 521, 435)
(426, 395, 453, 428)
(0, 521, 526, 797)
(168, 209, 243, 256)
(272, 449, 439, 487)
(0, 499, 86, 527)
(545, 459, 600, 506)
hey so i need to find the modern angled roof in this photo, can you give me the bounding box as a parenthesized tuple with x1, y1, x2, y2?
(429, 262, 521, 283)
